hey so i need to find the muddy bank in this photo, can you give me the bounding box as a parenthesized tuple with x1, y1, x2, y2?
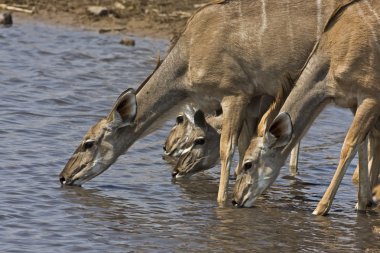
(2, 0, 208, 40)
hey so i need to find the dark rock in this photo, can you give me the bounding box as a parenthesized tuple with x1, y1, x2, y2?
(0, 12, 12, 26)
(120, 37, 135, 46)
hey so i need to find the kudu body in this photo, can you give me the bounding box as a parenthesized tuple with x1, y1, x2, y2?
(233, 0, 380, 215)
(60, 0, 343, 203)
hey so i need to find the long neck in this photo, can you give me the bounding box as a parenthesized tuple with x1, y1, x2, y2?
(122, 39, 190, 147)
(281, 52, 332, 157)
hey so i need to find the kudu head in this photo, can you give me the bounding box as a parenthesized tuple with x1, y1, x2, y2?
(162, 107, 197, 165)
(171, 110, 220, 178)
(233, 112, 293, 207)
(59, 89, 137, 186)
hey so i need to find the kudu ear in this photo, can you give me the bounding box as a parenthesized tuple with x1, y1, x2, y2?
(194, 110, 207, 128)
(264, 112, 293, 149)
(183, 105, 196, 125)
(107, 88, 137, 129)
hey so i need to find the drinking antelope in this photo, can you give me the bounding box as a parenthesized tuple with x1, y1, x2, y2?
(60, 0, 346, 203)
(233, 0, 380, 215)
(162, 107, 202, 165)
(167, 90, 305, 178)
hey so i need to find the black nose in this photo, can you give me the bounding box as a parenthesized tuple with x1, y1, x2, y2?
(232, 200, 238, 207)
(59, 176, 65, 184)
(163, 146, 166, 152)
(172, 170, 178, 178)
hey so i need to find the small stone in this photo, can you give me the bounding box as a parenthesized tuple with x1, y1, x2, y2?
(120, 37, 135, 46)
(0, 12, 12, 26)
(114, 2, 126, 10)
(86, 6, 109, 17)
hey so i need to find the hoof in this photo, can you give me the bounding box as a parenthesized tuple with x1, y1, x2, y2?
(312, 205, 329, 216)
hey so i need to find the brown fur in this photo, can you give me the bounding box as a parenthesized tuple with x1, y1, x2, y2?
(234, 0, 380, 215)
(60, 0, 344, 203)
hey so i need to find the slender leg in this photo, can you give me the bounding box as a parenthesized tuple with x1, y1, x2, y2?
(351, 139, 368, 185)
(218, 96, 249, 203)
(356, 139, 371, 211)
(352, 165, 359, 184)
(368, 122, 380, 189)
(289, 142, 300, 176)
(313, 99, 379, 215)
(351, 126, 380, 188)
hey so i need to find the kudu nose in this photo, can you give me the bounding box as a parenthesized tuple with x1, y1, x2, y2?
(171, 170, 179, 178)
(232, 199, 239, 207)
(59, 176, 66, 185)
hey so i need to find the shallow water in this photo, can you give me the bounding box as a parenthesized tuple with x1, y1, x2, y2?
(1, 21, 380, 252)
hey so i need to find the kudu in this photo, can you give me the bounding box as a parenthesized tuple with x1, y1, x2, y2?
(171, 109, 222, 178)
(233, 0, 380, 215)
(168, 92, 304, 179)
(162, 107, 203, 166)
(166, 97, 271, 178)
(60, 0, 345, 203)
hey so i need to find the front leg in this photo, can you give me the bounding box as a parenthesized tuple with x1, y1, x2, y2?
(217, 96, 249, 203)
(313, 99, 379, 215)
(289, 142, 300, 176)
(356, 139, 372, 211)
(368, 122, 380, 189)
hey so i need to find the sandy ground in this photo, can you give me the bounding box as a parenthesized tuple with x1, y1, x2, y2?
(2, 0, 208, 40)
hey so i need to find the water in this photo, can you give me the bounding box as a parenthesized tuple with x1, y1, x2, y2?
(1, 20, 380, 252)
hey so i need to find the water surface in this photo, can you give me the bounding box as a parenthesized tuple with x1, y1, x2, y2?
(1, 21, 380, 252)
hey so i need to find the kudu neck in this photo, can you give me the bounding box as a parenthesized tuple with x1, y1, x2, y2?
(132, 45, 189, 140)
(281, 53, 331, 157)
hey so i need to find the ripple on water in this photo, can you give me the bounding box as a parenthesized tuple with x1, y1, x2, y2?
(0, 20, 380, 253)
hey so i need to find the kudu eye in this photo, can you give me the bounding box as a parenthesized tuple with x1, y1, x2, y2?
(83, 139, 95, 149)
(243, 162, 252, 172)
(194, 137, 205, 145)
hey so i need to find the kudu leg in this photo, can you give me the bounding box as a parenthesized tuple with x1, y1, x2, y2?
(289, 142, 300, 176)
(368, 122, 380, 189)
(313, 99, 379, 215)
(351, 138, 370, 185)
(356, 139, 371, 211)
(352, 127, 380, 188)
(217, 96, 249, 203)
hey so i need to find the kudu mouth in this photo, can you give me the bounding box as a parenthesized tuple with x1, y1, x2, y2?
(171, 156, 207, 179)
(59, 176, 80, 186)
(59, 163, 87, 186)
(232, 198, 248, 208)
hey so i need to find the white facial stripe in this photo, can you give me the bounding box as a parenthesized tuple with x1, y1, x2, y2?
(181, 145, 194, 155)
(72, 154, 105, 184)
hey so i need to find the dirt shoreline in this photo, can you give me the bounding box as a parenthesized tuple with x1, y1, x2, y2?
(3, 0, 207, 40)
